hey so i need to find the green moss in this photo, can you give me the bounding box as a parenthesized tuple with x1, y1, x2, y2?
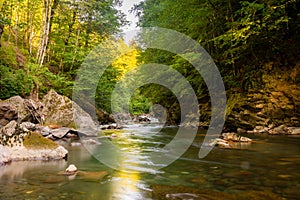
(226, 93, 243, 117)
(101, 129, 125, 135)
(23, 132, 58, 149)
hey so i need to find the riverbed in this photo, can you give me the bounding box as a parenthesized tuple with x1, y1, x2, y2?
(0, 124, 299, 199)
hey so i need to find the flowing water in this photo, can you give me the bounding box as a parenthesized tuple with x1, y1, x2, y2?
(0, 124, 300, 199)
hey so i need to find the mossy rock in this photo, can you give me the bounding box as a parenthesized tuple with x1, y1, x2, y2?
(101, 129, 125, 135)
(23, 132, 58, 149)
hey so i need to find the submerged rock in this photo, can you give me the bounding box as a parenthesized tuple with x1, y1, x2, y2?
(166, 193, 199, 199)
(152, 184, 281, 200)
(82, 139, 101, 145)
(77, 171, 108, 181)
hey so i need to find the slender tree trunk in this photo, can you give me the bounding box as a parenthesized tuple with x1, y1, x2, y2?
(36, 0, 60, 66)
(0, 24, 4, 47)
(15, 3, 19, 48)
(65, 10, 76, 46)
(46, 0, 59, 51)
(228, 0, 236, 76)
(70, 27, 81, 71)
(29, 12, 34, 55)
(36, 0, 52, 66)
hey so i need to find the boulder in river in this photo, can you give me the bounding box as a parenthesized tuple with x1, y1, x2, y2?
(137, 115, 151, 123)
(209, 133, 252, 149)
(221, 132, 252, 142)
(41, 90, 97, 136)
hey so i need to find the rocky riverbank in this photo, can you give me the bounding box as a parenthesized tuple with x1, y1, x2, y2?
(188, 67, 300, 136)
(0, 90, 100, 165)
(226, 72, 300, 135)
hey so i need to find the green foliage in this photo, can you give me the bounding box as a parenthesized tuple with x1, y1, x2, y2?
(225, 93, 242, 117)
(1, 0, 299, 120)
(0, 0, 127, 100)
(95, 65, 121, 113)
(0, 65, 32, 99)
(0, 43, 18, 68)
(133, 0, 300, 123)
(130, 90, 151, 115)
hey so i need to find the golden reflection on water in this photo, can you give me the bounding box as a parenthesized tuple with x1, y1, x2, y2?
(109, 133, 148, 200)
(111, 170, 142, 200)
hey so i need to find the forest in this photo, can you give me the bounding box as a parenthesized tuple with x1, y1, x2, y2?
(0, 1, 300, 199)
(0, 0, 299, 124)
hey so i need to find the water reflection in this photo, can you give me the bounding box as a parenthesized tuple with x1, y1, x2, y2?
(111, 171, 145, 200)
(0, 126, 299, 199)
(105, 126, 152, 200)
(0, 160, 67, 183)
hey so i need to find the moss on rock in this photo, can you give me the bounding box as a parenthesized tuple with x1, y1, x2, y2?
(23, 132, 58, 149)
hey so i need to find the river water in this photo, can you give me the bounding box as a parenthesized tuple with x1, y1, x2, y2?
(0, 124, 299, 199)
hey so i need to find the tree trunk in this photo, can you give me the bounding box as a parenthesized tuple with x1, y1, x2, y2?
(70, 28, 81, 71)
(36, 0, 50, 66)
(36, 0, 59, 66)
(0, 24, 4, 47)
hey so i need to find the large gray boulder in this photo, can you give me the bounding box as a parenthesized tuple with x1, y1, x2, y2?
(0, 101, 18, 128)
(3, 96, 42, 124)
(41, 90, 97, 136)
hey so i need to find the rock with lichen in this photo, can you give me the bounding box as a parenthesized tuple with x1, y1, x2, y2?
(41, 90, 97, 136)
(0, 120, 68, 165)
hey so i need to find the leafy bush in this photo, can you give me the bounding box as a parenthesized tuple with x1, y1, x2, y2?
(0, 65, 32, 99)
(0, 42, 18, 68)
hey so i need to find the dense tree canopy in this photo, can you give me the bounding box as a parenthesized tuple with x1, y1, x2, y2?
(0, 0, 299, 123)
(0, 0, 127, 99)
(132, 0, 299, 123)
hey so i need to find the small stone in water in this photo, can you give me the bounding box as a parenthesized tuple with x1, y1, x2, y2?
(65, 164, 77, 175)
